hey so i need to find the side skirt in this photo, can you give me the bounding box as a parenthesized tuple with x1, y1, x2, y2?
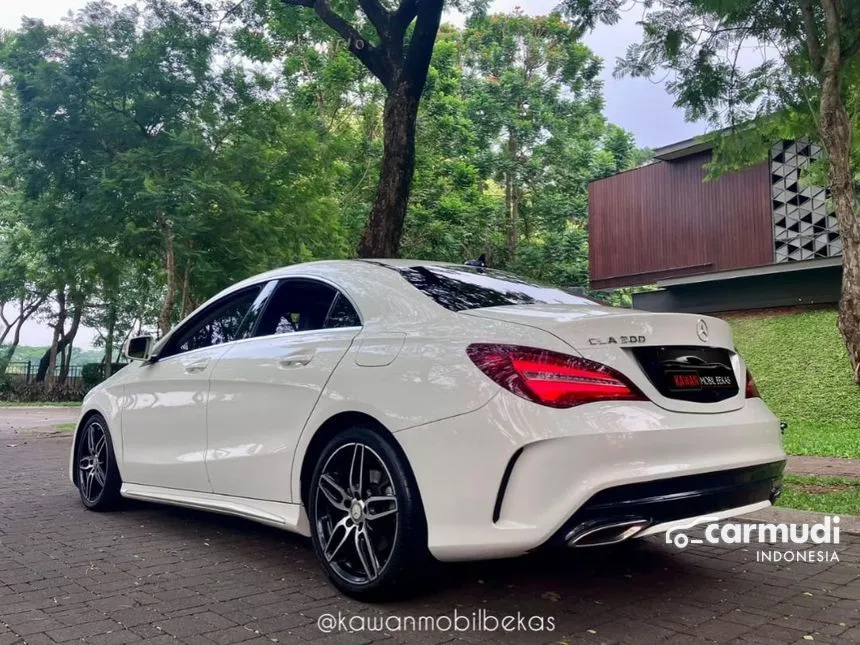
(120, 483, 311, 536)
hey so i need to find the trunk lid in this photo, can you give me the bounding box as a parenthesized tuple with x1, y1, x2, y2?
(462, 304, 745, 414)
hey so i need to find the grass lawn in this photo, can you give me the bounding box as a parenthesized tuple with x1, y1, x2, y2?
(0, 401, 81, 408)
(54, 423, 76, 431)
(726, 309, 860, 459)
(777, 474, 860, 515)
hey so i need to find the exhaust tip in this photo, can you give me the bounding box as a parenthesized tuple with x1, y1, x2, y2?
(566, 518, 652, 548)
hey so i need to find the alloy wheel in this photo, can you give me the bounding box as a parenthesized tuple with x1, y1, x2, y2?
(313, 442, 399, 586)
(78, 420, 109, 504)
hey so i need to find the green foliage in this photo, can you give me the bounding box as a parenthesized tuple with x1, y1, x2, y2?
(727, 310, 860, 458)
(245, 5, 645, 287)
(82, 362, 125, 388)
(0, 0, 349, 342)
(0, 0, 649, 377)
(0, 379, 86, 403)
(408, 9, 643, 286)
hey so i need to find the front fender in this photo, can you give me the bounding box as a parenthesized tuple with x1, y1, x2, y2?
(69, 385, 125, 485)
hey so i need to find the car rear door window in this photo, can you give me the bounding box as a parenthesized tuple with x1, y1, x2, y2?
(324, 293, 361, 329)
(254, 279, 360, 337)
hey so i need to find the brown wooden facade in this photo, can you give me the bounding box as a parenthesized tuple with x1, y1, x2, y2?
(588, 150, 774, 290)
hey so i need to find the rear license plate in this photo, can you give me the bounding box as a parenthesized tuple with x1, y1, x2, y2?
(632, 346, 739, 403)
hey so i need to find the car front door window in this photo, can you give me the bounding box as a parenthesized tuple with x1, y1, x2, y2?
(164, 286, 263, 358)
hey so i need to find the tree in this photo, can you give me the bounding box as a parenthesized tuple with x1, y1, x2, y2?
(599, 124, 652, 176)
(0, 216, 49, 374)
(462, 10, 605, 262)
(277, 0, 454, 258)
(1, 0, 348, 349)
(84, 262, 162, 376)
(399, 24, 497, 262)
(612, 0, 860, 382)
(275, 1, 625, 258)
(402, 11, 641, 287)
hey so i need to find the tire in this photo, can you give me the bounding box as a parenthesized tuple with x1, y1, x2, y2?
(308, 426, 428, 601)
(75, 414, 123, 511)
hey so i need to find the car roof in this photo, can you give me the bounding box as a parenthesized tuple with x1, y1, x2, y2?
(356, 259, 461, 269)
(234, 259, 459, 284)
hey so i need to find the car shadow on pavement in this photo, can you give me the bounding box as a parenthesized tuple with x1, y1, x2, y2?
(114, 497, 707, 606)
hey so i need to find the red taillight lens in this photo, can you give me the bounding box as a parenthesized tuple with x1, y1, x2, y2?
(467, 344, 645, 408)
(745, 369, 760, 398)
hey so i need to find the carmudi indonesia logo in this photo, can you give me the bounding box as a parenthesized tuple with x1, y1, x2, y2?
(666, 515, 841, 563)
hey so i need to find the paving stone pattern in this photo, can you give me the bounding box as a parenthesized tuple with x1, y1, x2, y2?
(0, 436, 858, 644)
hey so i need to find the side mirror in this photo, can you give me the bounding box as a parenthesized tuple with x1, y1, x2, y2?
(124, 335, 154, 362)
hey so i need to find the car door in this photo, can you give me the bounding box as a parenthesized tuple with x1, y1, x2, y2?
(121, 284, 267, 492)
(205, 278, 362, 502)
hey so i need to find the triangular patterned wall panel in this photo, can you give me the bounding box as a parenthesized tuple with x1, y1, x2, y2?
(771, 140, 841, 262)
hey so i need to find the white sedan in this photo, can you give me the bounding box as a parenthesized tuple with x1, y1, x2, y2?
(71, 260, 786, 599)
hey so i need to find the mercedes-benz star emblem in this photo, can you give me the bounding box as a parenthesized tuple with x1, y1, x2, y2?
(696, 319, 709, 343)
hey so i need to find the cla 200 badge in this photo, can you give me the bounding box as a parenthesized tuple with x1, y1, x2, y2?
(588, 335, 647, 346)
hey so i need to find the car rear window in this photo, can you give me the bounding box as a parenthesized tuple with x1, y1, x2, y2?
(395, 265, 594, 312)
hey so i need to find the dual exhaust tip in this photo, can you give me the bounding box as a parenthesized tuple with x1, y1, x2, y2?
(565, 518, 652, 548)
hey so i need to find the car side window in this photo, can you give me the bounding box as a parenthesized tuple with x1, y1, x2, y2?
(254, 279, 359, 337)
(163, 286, 262, 358)
(324, 293, 361, 329)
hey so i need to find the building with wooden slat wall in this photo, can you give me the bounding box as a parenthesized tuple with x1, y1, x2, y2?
(588, 138, 843, 313)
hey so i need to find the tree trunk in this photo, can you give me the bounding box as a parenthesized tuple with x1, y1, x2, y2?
(59, 343, 71, 384)
(505, 168, 513, 257)
(45, 327, 60, 386)
(104, 303, 116, 378)
(818, 9, 860, 382)
(820, 100, 860, 382)
(511, 184, 522, 254)
(0, 306, 11, 347)
(0, 294, 46, 375)
(285, 0, 443, 259)
(57, 292, 84, 385)
(180, 261, 195, 319)
(158, 213, 177, 337)
(357, 81, 420, 258)
(506, 134, 520, 259)
(44, 289, 67, 386)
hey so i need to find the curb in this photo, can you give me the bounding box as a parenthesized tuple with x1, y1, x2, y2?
(741, 506, 860, 535)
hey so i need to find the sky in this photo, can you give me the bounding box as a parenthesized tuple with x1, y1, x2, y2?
(2, 0, 705, 349)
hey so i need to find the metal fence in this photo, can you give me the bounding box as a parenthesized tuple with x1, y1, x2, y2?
(5, 361, 85, 386)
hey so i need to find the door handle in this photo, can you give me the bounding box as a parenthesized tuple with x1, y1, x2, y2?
(185, 359, 210, 374)
(279, 351, 314, 368)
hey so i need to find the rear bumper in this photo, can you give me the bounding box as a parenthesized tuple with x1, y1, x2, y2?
(395, 393, 786, 561)
(553, 460, 784, 547)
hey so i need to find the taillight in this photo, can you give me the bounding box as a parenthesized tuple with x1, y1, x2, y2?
(467, 344, 645, 409)
(745, 369, 760, 398)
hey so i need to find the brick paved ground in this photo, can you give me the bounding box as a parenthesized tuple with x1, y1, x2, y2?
(0, 436, 857, 645)
(0, 408, 79, 435)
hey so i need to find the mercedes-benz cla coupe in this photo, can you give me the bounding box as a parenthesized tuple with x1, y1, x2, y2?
(71, 260, 785, 599)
